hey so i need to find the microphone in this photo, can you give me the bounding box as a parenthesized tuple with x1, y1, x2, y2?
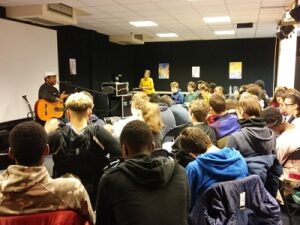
(57, 81, 71, 85)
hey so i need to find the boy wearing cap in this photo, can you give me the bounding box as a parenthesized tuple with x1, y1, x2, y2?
(38, 72, 68, 102)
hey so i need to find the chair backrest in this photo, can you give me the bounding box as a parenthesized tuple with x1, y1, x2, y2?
(282, 147, 300, 167)
(189, 175, 281, 225)
(162, 123, 190, 143)
(0, 210, 89, 225)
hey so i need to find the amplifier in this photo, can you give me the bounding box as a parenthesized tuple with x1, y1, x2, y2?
(101, 82, 129, 96)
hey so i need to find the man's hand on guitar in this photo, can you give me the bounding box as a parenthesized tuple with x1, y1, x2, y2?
(59, 91, 69, 99)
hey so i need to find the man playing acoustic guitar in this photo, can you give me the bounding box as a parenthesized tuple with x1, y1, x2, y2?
(38, 72, 68, 102)
(36, 72, 69, 122)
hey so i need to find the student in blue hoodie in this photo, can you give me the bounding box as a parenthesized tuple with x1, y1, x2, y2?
(170, 81, 184, 104)
(179, 127, 248, 210)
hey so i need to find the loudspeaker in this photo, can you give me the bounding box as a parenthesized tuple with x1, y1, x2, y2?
(281, 25, 295, 36)
(276, 25, 295, 40)
(290, 5, 300, 22)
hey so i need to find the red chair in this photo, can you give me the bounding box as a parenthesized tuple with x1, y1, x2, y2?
(0, 210, 90, 225)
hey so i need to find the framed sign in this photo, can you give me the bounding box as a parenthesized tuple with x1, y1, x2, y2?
(158, 63, 169, 79)
(229, 62, 242, 79)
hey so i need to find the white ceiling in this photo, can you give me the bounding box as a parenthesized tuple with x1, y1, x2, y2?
(0, 0, 295, 42)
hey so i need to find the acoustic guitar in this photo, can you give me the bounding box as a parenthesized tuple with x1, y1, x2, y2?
(35, 99, 65, 121)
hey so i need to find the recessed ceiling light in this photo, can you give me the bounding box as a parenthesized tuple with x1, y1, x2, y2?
(129, 21, 158, 27)
(214, 30, 235, 35)
(203, 16, 231, 23)
(157, 33, 178, 37)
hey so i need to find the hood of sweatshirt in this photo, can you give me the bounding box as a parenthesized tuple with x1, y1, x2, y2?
(0, 165, 49, 194)
(241, 126, 275, 155)
(196, 147, 248, 180)
(118, 155, 175, 189)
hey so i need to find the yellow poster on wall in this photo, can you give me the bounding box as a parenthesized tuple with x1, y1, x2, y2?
(229, 62, 242, 79)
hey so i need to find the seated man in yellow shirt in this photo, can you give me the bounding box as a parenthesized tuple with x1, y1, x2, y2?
(139, 70, 155, 95)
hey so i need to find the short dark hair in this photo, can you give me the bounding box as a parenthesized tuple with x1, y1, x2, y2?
(209, 94, 226, 114)
(160, 95, 173, 107)
(255, 80, 265, 89)
(261, 107, 283, 128)
(179, 127, 212, 154)
(9, 121, 47, 166)
(120, 120, 153, 155)
(149, 93, 161, 104)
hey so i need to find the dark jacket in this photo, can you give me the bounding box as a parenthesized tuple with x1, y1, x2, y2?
(170, 104, 191, 126)
(171, 90, 184, 104)
(159, 103, 176, 137)
(226, 118, 282, 197)
(189, 175, 281, 225)
(48, 124, 121, 177)
(226, 118, 275, 157)
(38, 82, 59, 102)
(96, 155, 190, 225)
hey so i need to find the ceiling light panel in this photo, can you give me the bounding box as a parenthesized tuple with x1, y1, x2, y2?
(157, 33, 178, 37)
(129, 21, 158, 27)
(203, 16, 231, 23)
(214, 30, 235, 35)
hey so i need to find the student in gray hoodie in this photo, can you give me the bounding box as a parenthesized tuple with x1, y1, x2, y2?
(226, 95, 282, 197)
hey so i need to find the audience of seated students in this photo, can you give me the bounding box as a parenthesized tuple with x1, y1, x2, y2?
(261, 107, 300, 179)
(198, 83, 211, 105)
(95, 120, 190, 225)
(184, 81, 198, 103)
(213, 85, 225, 98)
(226, 95, 282, 197)
(45, 92, 121, 202)
(178, 127, 248, 210)
(270, 86, 288, 108)
(110, 91, 149, 138)
(160, 95, 191, 126)
(170, 81, 184, 104)
(208, 94, 240, 140)
(149, 93, 176, 137)
(140, 102, 164, 148)
(0, 121, 95, 224)
(282, 93, 300, 127)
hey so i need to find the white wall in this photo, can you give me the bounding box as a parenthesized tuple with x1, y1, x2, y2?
(277, 29, 297, 88)
(0, 19, 59, 123)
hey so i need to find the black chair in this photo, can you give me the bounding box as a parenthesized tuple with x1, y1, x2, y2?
(53, 156, 109, 208)
(279, 148, 300, 225)
(162, 123, 190, 143)
(0, 152, 14, 171)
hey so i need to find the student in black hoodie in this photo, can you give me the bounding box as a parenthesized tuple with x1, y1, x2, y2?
(226, 95, 282, 197)
(96, 120, 190, 225)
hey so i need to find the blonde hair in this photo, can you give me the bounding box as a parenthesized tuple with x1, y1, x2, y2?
(132, 92, 149, 110)
(140, 102, 163, 133)
(65, 92, 94, 113)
